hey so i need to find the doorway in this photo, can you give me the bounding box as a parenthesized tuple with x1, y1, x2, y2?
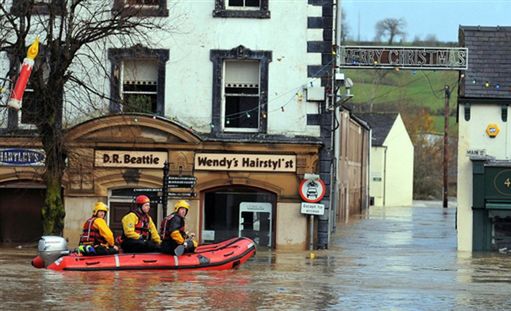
(203, 186, 275, 248)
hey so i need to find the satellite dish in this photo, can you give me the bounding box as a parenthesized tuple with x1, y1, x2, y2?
(345, 78, 354, 88)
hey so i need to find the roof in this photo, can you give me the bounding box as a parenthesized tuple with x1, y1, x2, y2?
(459, 26, 511, 101)
(354, 113, 398, 146)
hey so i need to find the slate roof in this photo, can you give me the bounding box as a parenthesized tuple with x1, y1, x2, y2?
(354, 113, 398, 146)
(459, 26, 511, 101)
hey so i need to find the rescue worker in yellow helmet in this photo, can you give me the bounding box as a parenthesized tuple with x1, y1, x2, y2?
(120, 195, 161, 253)
(78, 202, 119, 256)
(160, 200, 198, 256)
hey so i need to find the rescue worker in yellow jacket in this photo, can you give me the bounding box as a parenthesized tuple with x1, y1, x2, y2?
(160, 200, 198, 256)
(78, 202, 119, 256)
(120, 195, 161, 253)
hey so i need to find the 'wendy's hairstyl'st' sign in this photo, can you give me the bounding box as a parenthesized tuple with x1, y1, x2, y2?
(194, 153, 296, 172)
(338, 46, 468, 70)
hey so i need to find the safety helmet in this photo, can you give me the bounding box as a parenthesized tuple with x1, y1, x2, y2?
(93, 202, 108, 216)
(174, 200, 191, 212)
(135, 195, 150, 205)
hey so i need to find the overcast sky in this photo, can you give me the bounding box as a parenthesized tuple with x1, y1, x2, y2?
(342, 0, 511, 42)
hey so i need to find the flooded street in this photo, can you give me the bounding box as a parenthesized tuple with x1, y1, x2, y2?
(3, 203, 511, 310)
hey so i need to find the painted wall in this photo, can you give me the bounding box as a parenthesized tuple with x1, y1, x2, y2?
(457, 104, 509, 251)
(276, 202, 307, 250)
(162, 2, 322, 136)
(1, 2, 324, 137)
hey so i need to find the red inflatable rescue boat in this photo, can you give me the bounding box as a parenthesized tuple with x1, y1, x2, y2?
(33, 236, 255, 271)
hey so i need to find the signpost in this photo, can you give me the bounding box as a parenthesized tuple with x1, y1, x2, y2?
(298, 175, 327, 251)
(162, 161, 197, 216)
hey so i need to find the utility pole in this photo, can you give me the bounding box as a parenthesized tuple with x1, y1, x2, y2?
(443, 85, 450, 208)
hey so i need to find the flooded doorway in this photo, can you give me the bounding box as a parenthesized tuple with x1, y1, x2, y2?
(203, 186, 275, 248)
(0, 185, 45, 244)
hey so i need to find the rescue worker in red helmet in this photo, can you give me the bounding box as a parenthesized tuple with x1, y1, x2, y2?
(160, 200, 198, 256)
(120, 195, 161, 253)
(78, 202, 119, 256)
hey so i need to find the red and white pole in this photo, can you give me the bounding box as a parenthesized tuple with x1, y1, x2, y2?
(8, 37, 40, 111)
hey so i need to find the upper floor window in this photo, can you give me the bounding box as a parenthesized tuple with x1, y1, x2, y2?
(227, 0, 261, 9)
(108, 47, 168, 115)
(11, 0, 65, 15)
(213, 0, 270, 18)
(113, 0, 168, 17)
(210, 45, 272, 135)
(121, 60, 158, 113)
(20, 85, 38, 124)
(224, 60, 260, 131)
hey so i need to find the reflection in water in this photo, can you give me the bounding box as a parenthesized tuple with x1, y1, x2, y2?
(3, 205, 511, 310)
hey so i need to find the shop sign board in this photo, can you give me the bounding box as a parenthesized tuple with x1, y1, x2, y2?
(301, 202, 325, 215)
(95, 150, 167, 168)
(0, 148, 45, 166)
(195, 153, 296, 172)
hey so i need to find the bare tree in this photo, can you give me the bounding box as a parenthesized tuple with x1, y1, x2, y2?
(374, 18, 406, 45)
(0, 0, 176, 235)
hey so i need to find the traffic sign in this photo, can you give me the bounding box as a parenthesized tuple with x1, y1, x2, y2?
(301, 202, 325, 215)
(298, 178, 326, 203)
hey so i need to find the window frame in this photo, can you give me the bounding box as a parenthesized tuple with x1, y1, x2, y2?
(213, 0, 270, 19)
(10, 0, 66, 15)
(112, 0, 169, 17)
(210, 45, 272, 135)
(108, 47, 168, 115)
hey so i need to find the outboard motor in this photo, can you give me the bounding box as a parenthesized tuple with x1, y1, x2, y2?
(37, 236, 70, 267)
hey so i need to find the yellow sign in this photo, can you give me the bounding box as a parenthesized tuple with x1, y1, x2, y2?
(195, 153, 296, 172)
(95, 150, 167, 168)
(486, 123, 500, 138)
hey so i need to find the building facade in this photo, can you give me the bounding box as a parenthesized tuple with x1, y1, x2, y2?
(457, 26, 511, 251)
(0, 1, 369, 249)
(357, 113, 413, 207)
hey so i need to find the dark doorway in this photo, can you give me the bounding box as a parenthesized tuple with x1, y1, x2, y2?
(0, 187, 45, 244)
(203, 186, 275, 248)
(493, 216, 511, 250)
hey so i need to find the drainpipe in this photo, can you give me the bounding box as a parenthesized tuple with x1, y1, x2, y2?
(383, 146, 388, 206)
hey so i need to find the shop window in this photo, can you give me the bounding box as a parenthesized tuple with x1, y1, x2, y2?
(223, 60, 260, 131)
(213, 0, 270, 18)
(113, 0, 169, 17)
(108, 47, 168, 115)
(210, 45, 271, 136)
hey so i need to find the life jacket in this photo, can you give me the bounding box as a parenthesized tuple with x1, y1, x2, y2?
(79, 217, 107, 246)
(123, 210, 151, 240)
(160, 213, 185, 240)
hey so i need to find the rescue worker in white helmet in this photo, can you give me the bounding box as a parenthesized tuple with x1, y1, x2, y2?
(78, 202, 119, 256)
(160, 200, 198, 256)
(120, 195, 161, 253)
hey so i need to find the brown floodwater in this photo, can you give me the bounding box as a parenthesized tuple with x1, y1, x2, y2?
(2, 204, 511, 310)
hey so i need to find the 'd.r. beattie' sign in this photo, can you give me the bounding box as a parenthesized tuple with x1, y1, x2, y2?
(95, 150, 167, 168)
(195, 153, 296, 172)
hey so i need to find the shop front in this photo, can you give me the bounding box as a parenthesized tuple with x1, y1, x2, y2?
(63, 114, 321, 250)
(472, 158, 511, 251)
(0, 146, 46, 243)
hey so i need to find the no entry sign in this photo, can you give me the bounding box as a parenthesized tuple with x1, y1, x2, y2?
(298, 178, 326, 203)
